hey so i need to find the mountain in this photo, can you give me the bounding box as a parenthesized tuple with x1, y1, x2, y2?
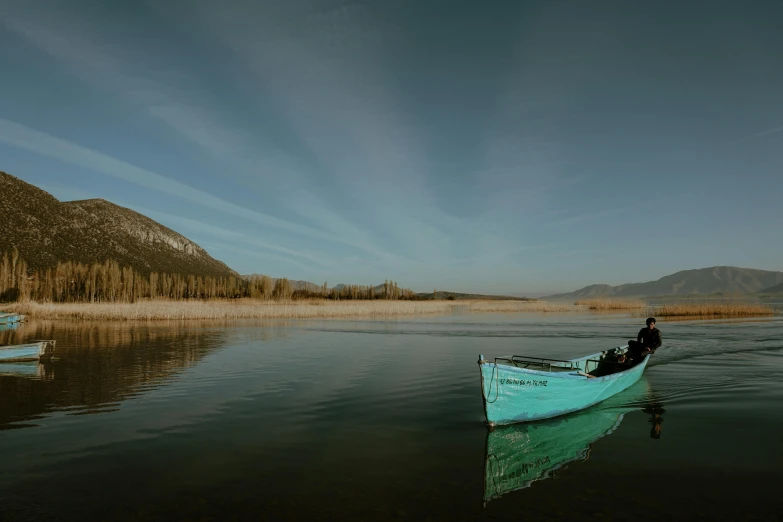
(238, 277, 529, 300)
(0, 171, 235, 277)
(414, 291, 532, 301)
(242, 274, 322, 292)
(545, 266, 783, 299)
(759, 282, 783, 295)
(241, 278, 386, 294)
(333, 283, 385, 293)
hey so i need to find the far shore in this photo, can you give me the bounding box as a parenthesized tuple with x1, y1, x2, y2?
(3, 297, 776, 322)
(3, 299, 580, 321)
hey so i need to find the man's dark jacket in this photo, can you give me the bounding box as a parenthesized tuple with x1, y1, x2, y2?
(637, 327, 663, 351)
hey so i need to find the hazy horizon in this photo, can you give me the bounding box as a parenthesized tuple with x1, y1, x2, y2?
(2, 0, 782, 293)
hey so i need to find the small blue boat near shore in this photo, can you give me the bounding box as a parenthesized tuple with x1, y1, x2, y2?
(0, 312, 25, 325)
(478, 345, 650, 425)
(0, 340, 56, 363)
(0, 312, 56, 363)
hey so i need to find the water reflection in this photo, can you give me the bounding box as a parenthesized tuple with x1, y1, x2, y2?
(483, 380, 663, 504)
(643, 400, 666, 439)
(0, 361, 52, 379)
(0, 320, 234, 430)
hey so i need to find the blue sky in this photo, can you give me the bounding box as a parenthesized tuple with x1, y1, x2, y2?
(1, 0, 782, 294)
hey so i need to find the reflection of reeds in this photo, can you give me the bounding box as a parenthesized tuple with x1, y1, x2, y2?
(6, 299, 580, 321)
(645, 302, 775, 318)
(574, 299, 647, 310)
(0, 319, 239, 428)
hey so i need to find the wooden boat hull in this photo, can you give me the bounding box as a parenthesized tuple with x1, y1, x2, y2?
(479, 348, 650, 425)
(0, 340, 56, 362)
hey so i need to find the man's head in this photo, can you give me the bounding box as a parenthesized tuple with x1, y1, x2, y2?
(646, 317, 656, 329)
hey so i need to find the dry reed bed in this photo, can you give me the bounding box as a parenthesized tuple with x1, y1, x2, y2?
(574, 299, 647, 310)
(463, 301, 579, 313)
(647, 302, 775, 318)
(5, 299, 580, 321)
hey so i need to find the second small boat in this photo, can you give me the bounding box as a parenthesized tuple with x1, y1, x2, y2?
(0, 340, 56, 363)
(0, 312, 25, 325)
(478, 346, 650, 425)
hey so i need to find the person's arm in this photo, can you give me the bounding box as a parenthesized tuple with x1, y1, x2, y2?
(637, 328, 645, 344)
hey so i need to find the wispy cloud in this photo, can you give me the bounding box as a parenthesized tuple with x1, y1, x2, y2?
(731, 126, 783, 143)
(0, 118, 348, 247)
(0, 1, 604, 290)
(124, 203, 336, 271)
(201, 243, 328, 276)
(183, 2, 470, 256)
(3, 7, 414, 264)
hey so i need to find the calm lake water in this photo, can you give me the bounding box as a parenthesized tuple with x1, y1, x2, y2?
(1, 312, 782, 521)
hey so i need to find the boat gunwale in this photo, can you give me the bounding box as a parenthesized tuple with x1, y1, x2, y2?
(482, 351, 649, 383)
(0, 342, 46, 354)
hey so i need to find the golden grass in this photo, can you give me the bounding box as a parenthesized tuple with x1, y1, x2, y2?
(645, 302, 775, 318)
(574, 299, 647, 310)
(4, 298, 580, 321)
(462, 301, 580, 313)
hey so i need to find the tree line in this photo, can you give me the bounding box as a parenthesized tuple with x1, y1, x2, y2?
(0, 248, 416, 303)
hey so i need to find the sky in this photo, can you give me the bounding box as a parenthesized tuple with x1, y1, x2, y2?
(1, 0, 782, 294)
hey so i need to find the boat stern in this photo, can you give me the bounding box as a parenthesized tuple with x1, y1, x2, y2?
(36, 340, 56, 360)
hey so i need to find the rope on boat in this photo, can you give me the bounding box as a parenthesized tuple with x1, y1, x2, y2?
(479, 359, 500, 404)
(485, 453, 501, 500)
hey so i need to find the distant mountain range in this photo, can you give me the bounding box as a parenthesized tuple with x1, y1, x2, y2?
(5, 171, 781, 299)
(413, 291, 531, 301)
(759, 282, 783, 295)
(0, 171, 235, 277)
(242, 275, 323, 292)
(239, 276, 532, 300)
(240, 276, 385, 294)
(545, 266, 783, 299)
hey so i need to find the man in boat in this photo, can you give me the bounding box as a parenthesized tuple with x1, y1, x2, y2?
(626, 317, 662, 363)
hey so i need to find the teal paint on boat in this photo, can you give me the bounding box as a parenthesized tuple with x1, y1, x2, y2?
(478, 346, 650, 425)
(0, 342, 45, 362)
(0, 340, 56, 362)
(0, 322, 19, 332)
(483, 378, 650, 503)
(0, 313, 24, 325)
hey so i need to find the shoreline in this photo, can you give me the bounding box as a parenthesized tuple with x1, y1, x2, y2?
(3, 299, 581, 321)
(3, 298, 776, 322)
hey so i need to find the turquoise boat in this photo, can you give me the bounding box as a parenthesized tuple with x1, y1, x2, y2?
(483, 379, 653, 503)
(0, 313, 24, 325)
(0, 340, 56, 362)
(478, 345, 650, 425)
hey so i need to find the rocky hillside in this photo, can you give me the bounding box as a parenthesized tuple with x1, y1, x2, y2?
(545, 266, 783, 299)
(0, 171, 236, 277)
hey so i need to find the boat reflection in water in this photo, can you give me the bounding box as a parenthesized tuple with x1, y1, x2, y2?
(0, 361, 53, 379)
(483, 378, 664, 504)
